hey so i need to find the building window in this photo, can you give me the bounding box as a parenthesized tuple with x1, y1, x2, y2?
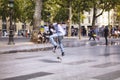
(88, 16, 91, 23)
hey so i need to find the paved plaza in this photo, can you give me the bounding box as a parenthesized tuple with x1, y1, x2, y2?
(0, 37, 120, 80)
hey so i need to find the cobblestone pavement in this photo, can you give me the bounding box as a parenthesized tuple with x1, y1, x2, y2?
(0, 41, 120, 80)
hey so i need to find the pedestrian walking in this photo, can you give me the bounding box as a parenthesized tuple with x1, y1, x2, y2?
(49, 22, 66, 57)
(104, 26, 109, 45)
(88, 28, 95, 40)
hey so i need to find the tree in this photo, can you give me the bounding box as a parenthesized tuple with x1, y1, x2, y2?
(116, 5, 120, 27)
(41, 0, 69, 23)
(72, 0, 91, 39)
(31, 0, 42, 42)
(41, 0, 71, 37)
(33, 0, 42, 30)
(41, 0, 91, 37)
(0, 0, 35, 28)
(0, 0, 9, 24)
(90, 0, 120, 27)
(15, 0, 35, 24)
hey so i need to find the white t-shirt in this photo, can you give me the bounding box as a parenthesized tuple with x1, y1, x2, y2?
(57, 24, 66, 35)
(54, 23, 66, 35)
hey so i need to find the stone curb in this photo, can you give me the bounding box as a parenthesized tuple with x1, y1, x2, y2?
(0, 41, 87, 54)
(1, 37, 118, 54)
(0, 46, 53, 54)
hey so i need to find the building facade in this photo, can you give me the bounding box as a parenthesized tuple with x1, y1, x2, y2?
(0, 19, 32, 37)
(81, 9, 116, 28)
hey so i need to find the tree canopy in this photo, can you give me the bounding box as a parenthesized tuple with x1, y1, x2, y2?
(0, 0, 120, 27)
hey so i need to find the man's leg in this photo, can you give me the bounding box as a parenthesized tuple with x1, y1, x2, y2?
(49, 34, 58, 46)
(49, 34, 58, 52)
(105, 37, 108, 45)
(93, 36, 95, 40)
(89, 36, 91, 40)
(58, 36, 65, 56)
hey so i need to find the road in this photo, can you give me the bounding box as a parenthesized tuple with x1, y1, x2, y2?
(0, 41, 120, 80)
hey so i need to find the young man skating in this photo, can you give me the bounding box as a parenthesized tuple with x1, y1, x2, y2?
(49, 23, 66, 56)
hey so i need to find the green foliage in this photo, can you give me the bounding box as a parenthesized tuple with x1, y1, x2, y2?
(53, 8, 69, 22)
(0, 0, 120, 26)
(0, 0, 9, 20)
(42, 0, 64, 22)
(72, 0, 91, 23)
(15, 0, 35, 23)
(116, 5, 120, 21)
(41, 0, 91, 23)
(0, 0, 35, 24)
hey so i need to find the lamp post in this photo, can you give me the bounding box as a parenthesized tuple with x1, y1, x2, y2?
(8, 0, 14, 45)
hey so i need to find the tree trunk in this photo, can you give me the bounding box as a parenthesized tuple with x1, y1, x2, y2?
(78, 11, 81, 39)
(68, 1, 72, 37)
(92, 5, 97, 28)
(92, 2, 105, 28)
(31, 0, 42, 42)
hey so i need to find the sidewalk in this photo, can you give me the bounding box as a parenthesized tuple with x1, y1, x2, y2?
(0, 37, 85, 54)
(1, 36, 118, 54)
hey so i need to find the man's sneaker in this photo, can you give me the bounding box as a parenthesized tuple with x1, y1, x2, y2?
(53, 46, 57, 53)
(57, 56, 62, 62)
(61, 52, 65, 56)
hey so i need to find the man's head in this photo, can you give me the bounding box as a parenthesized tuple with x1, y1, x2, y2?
(53, 23, 57, 26)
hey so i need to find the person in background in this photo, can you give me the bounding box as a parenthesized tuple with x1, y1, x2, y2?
(88, 28, 95, 40)
(38, 31, 44, 43)
(104, 26, 109, 45)
(48, 24, 55, 36)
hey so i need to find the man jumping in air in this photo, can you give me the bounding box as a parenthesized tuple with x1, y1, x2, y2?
(49, 22, 66, 57)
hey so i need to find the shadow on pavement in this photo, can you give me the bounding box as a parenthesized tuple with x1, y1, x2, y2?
(40, 59, 60, 63)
